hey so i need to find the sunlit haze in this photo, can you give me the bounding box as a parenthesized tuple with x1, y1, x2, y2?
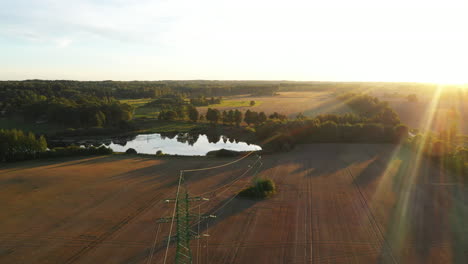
(1, 0, 467, 83)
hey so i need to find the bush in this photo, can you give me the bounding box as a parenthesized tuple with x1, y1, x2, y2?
(238, 178, 276, 199)
(126, 148, 137, 154)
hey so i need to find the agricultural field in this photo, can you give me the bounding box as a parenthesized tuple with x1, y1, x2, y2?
(372, 91, 468, 134)
(119, 98, 159, 119)
(197, 91, 353, 118)
(1, 144, 466, 263)
(206, 100, 263, 108)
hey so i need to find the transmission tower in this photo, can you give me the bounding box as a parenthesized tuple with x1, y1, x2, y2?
(159, 172, 215, 264)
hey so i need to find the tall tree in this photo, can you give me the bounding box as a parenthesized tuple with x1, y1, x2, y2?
(258, 112, 267, 123)
(206, 108, 220, 124)
(188, 106, 199, 122)
(244, 110, 253, 125)
(222, 110, 228, 124)
(234, 110, 243, 127)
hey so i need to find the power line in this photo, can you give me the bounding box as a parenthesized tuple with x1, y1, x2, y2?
(146, 223, 161, 264)
(188, 157, 263, 230)
(159, 150, 261, 264)
(162, 171, 183, 264)
(182, 151, 256, 173)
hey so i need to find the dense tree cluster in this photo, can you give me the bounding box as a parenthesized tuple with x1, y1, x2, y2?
(244, 110, 267, 125)
(190, 96, 222, 106)
(22, 98, 133, 128)
(337, 93, 400, 126)
(220, 110, 243, 126)
(256, 114, 409, 150)
(406, 133, 467, 177)
(0, 129, 113, 162)
(205, 108, 221, 124)
(0, 129, 47, 162)
(269, 112, 287, 121)
(0, 81, 134, 128)
(206, 108, 244, 126)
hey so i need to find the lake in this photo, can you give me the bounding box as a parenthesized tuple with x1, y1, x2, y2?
(85, 133, 261, 156)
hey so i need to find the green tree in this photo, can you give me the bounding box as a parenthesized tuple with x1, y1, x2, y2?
(244, 110, 253, 125)
(258, 112, 267, 123)
(234, 110, 243, 127)
(188, 106, 199, 122)
(228, 110, 235, 125)
(222, 110, 228, 124)
(206, 108, 220, 124)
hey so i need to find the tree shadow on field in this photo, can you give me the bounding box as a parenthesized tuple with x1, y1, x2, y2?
(352, 147, 398, 186)
(46, 155, 120, 169)
(358, 147, 468, 264)
(0, 156, 112, 173)
(286, 144, 382, 177)
(108, 161, 178, 189)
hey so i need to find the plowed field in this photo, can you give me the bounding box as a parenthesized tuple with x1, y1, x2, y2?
(1, 144, 467, 263)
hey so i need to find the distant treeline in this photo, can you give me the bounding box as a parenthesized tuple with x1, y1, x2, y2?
(0, 129, 112, 162)
(0, 80, 280, 101)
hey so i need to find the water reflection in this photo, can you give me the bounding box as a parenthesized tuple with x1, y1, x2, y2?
(107, 133, 260, 156)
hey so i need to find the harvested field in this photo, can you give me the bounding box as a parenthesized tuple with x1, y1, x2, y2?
(1, 145, 467, 264)
(374, 92, 468, 134)
(197, 92, 352, 118)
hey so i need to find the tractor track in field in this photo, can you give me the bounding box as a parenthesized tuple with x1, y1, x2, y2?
(346, 167, 399, 264)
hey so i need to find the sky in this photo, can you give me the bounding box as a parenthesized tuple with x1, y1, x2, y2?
(1, 0, 467, 83)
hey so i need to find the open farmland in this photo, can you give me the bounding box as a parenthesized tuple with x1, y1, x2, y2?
(197, 91, 353, 118)
(1, 145, 467, 264)
(373, 91, 468, 134)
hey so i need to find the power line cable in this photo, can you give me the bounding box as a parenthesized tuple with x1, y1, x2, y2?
(162, 170, 184, 264)
(146, 223, 161, 264)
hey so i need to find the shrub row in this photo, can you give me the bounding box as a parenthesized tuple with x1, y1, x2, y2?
(3, 145, 113, 162)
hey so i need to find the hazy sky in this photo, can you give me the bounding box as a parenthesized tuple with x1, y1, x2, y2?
(1, 0, 467, 82)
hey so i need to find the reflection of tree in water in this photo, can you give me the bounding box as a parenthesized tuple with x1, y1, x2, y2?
(174, 132, 201, 146)
(160, 131, 177, 139)
(206, 132, 221, 143)
(187, 132, 200, 146)
(111, 135, 137, 146)
(176, 133, 189, 144)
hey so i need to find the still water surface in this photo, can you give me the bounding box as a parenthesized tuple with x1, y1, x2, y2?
(106, 133, 261, 156)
